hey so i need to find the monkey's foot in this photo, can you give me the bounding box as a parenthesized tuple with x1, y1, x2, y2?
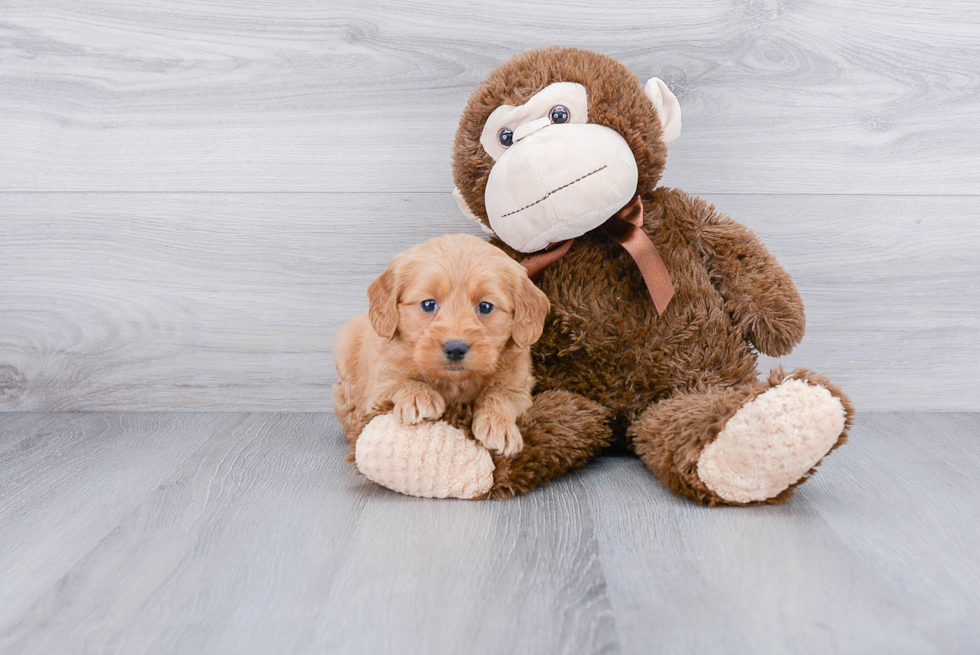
(354, 414, 494, 499)
(696, 372, 850, 504)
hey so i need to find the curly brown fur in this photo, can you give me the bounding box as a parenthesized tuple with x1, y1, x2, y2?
(489, 390, 612, 499)
(515, 187, 785, 428)
(453, 47, 668, 227)
(695, 199, 807, 356)
(630, 366, 853, 506)
(629, 383, 767, 506)
(448, 47, 851, 502)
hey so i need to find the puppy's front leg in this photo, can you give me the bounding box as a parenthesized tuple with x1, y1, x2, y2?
(392, 381, 446, 425)
(472, 388, 532, 456)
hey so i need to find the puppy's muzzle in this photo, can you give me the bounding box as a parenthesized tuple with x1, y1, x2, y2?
(442, 340, 469, 362)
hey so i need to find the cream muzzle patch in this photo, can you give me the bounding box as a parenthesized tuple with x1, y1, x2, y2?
(478, 83, 638, 253)
(466, 79, 681, 254)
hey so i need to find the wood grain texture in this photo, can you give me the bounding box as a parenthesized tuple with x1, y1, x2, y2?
(1, 193, 977, 412)
(0, 192, 482, 412)
(0, 413, 245, 635)
(1, 0, 979, 193)
(1, 0, 978, 411)
(0, 413, 618, 655)
(1, 412, 978, 654)
(811, 413, 980, 654)
(580, 411, 980, 654)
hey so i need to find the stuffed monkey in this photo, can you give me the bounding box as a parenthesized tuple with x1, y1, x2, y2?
(352, 47, 853, 505)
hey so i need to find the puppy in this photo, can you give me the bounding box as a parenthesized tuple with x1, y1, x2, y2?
(333, 234, 549, 457)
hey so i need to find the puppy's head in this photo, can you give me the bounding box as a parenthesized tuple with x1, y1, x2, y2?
(368, 234, 549, 379)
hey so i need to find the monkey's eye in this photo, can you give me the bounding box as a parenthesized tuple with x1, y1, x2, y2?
(420, 299, 438, 314)
(477, 301, 494, 316)
(498, 128, 514, 148)
(550, 105, 570, 124)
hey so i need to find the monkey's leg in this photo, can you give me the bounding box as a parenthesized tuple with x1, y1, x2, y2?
(353, 390, 612, 500)
(629, 368, 853, 506)
(488, 390, 612, 499)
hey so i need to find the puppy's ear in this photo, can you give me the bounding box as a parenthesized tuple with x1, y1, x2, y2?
(367, 258, 401, 340)
(512, 274, 550, 347)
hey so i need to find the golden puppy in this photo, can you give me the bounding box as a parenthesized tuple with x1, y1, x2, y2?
(333, 234, 549, 457)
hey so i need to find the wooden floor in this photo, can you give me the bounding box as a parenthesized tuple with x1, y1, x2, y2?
(0, 412, 977, 654)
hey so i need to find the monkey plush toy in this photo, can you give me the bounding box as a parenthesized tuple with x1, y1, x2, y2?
(352, 47, 854, 506)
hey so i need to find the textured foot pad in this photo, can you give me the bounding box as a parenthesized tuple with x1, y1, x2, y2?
(354, 415, 495, 499)
(697, 379, 847, 503)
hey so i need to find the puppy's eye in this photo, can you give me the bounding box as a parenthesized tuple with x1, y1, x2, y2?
(420, 299, 438, 313)
(498, 128, 513, 148)
(477, 301, 494, 316)
(550, 105, 570, 124)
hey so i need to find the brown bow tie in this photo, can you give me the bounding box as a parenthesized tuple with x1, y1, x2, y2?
(519, 195, 675, 315)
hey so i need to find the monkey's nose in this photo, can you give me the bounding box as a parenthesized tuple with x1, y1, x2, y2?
(513, 117, 551, 143)
(443, 340, 469, 362)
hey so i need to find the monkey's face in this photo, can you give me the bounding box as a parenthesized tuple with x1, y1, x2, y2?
(452, 48, 681, 254)
(479, 82, 639, 253)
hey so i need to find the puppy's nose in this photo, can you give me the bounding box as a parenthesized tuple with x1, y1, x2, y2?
(443, 340, 469, 362)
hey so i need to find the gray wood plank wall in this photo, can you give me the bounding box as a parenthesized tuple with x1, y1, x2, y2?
(2, 0, 979, 411)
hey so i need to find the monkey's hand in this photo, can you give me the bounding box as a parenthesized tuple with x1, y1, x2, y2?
(686, 192, 806, 357)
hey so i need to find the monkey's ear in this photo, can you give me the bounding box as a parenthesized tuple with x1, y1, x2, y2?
(643, 77, 682, 143)
(453, 187, 496, 236)
(367, 259, 401, 340)
(512, 274, 550, 348)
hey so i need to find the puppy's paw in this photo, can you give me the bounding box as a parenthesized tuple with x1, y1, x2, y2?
(394, 387, 446, 425)
(472, 411, 524, 456)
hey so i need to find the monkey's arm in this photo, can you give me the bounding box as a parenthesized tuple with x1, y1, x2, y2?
(682, 193, 806, 357)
